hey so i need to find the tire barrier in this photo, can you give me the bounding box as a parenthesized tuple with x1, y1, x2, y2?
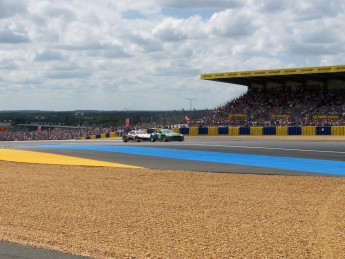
(276, 126, 288, 136)
(179, 127, 190, 135)
(229, 127, 239, 135)
(302, 126, 316, 136)
(332, 126, 345, 135)
(218, 126, 229, 135)
(263, 127, 277, 135)
(198, 127, 208, 135)
(178, 126, 343, 136)
(208, 127, 218, 135)
(316, 126, 331, 135)
(239, 127, 250, 135)
(250, 127, 263, 135)
(288, 126, 302, 135)
(82, 126, 345, 140)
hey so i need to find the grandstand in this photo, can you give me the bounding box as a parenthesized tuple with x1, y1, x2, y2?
(200, 65, 345, 127)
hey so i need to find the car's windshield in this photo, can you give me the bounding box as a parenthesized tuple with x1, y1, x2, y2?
(135, 131, 146, 134)
(161, 129, 173, 134)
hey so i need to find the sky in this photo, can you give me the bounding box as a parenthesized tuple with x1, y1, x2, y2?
(1, 0, 345, 111)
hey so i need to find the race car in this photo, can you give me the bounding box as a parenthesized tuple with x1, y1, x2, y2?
(122, 130, 151, 142)
(150, 129, 184, 142)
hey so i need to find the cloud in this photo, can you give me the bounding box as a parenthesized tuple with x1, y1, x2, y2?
(159, 0, 244, 9)
(152, 16, 205, 42)
(45, 70, 91, 80)
(0, 0, 27, 19)
(207, 9, 257, 37)
(0, 0, 345, 111)
(0, 27, 29, 44)
(35, 50, 66, 61)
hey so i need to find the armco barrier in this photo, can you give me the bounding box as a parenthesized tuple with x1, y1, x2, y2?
(316, 126, 331, 135)
(264, 127, 277, 135)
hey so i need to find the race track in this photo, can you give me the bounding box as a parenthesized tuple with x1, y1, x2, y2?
(0, 136, 344, 258)
(2, 136, 345, 176)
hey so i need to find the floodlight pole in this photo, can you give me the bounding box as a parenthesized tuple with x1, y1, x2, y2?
(186, 97, 196, 111)
(75, 112, 84, 127)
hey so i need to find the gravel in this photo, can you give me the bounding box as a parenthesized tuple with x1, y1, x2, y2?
(0, 161, 344, 258)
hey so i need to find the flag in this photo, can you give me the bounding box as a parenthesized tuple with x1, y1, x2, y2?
(38, 125, 42, 132)
(125, 118, 130, 126)
(184, 115, 190, 122)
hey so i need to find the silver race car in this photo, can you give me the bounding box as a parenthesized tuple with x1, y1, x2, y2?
(122, 130, 151, 142)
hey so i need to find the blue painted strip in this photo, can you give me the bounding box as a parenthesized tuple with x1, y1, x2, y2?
(32, 145, 345, 176)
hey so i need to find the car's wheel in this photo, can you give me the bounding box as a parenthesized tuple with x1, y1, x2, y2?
(161, 136, 168, 142)
(122, 136, 128, 142)
(150, 135, 156, 142)
(135, 137, 140, 142)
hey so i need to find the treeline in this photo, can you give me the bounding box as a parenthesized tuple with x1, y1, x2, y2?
(0, 110, 208, 128)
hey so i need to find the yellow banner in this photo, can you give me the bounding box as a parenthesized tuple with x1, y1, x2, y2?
(229, 114, 247, 118)
(313, 115, 339, 119)
(270, 114, 290, 119)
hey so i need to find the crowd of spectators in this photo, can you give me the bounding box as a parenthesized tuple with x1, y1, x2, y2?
(1, 86, 344, 141)
(0, 126, 118, 141)
(191, 86, 345, 127)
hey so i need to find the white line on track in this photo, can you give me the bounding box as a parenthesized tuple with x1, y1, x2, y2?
(182, 143, 345, 154)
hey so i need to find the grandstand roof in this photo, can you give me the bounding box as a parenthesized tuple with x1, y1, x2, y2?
(200, 65, 345, 86)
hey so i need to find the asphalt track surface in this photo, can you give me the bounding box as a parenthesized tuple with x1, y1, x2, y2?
(3, 137, 345, 176)
(0, 137, 344, 258)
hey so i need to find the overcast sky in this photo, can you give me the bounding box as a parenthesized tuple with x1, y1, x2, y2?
(1, 0, 344, 111)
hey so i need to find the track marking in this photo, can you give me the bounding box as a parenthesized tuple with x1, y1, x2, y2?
(0, 149, 143, 168)
(31, 145, 345, 176)
(181, 143, 345, 154)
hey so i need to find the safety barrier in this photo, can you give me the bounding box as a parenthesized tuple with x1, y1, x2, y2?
(198, 127, 208, 135)
(208, 127, 218, 135)
(332, 126, 345, 135)
(288, 126, 302, 135)
(218, 127, 229, 135)
(239, 127, 250, 135)
(189, 127, 198, 135)
(175, 126, 344, 136)
(81, 126, 345, 140)
(316, 126, 332, 135)
(302, 126, 316, 135)
(276, 126, 288, 135)
(229, 127, 239, 135)
(250, 127, 263, 135)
